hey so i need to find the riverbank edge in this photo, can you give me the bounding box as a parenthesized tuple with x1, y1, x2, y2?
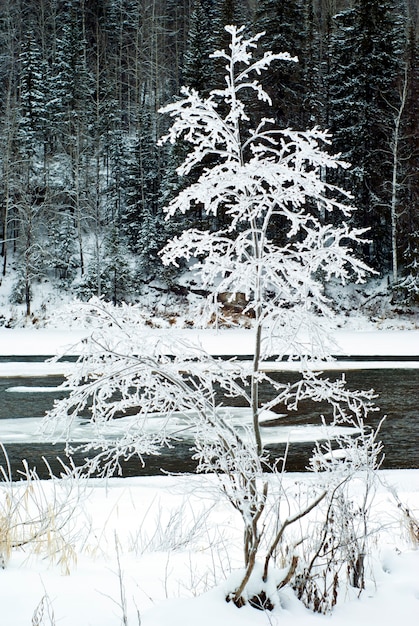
(1, 327, 419, 358)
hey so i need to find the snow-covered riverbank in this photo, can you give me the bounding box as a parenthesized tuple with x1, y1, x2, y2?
(0, 326, 418, 377)
(1, 326, 419, 356)
(0, 469, 418, 626)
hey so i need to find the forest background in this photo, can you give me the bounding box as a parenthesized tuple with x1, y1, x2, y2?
(0, 0, 418, 322)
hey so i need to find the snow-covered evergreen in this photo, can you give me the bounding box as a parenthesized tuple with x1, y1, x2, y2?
(328, 0, 406, 272)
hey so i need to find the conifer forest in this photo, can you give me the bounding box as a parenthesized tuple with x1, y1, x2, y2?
(0, 0, 418, 316)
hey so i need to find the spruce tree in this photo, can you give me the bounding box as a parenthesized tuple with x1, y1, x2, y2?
(104, 225, 133, 305)
(209, 0, 252, 86)
(253, 0, 305, 127)
(76, 223, 133, 304)
(328, 0, 405, 271)
(48, 210, 79, 285)
(181, 1, 216, 95)
(395, 16, 419, 298)
(53, 1, 94, 153)
(18, 33, 46, 144)
(123, 107, 164, 279)
(52, 1, 95, 275)
(13, 31, 52, 316)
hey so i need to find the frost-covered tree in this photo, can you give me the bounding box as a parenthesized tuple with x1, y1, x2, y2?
(45, 27, 380, 612)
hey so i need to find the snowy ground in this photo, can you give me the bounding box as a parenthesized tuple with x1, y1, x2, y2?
(0, 470, 418, 626)
(1, 324, 419, 365)
(0, 321, 418, 625)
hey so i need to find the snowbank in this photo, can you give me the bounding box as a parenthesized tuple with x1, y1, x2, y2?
(1, 326, 418, 357)
(0, 471, 418, 626)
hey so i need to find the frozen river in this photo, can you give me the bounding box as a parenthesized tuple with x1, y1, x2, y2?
(0, 360, 418, 478)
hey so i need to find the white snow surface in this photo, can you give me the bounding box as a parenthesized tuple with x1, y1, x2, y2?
(1, 325, 419, 357)
(0, 326, 419, 377)
(0, 470, 418, 626)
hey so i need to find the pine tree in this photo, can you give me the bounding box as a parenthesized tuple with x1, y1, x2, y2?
(394, 16, 419, 298)
(104, 225, 133, 304)
(12, 31, 52, 316)
(123, 107, 164, 279)
(18, 33, 46, 144)
(328, 0, 405, 271)
(218, 0, 250, 33)
(52, 1, 95, 275)
(76, 223, 133, 304)
(253, 0, 305, 127)
(18, 29, 55, 177)
(203, 0, 252, 89)
(47, 210, 79, 285)
(53, 1, 94, 152)
(300, 0, 327, 128)
(181, 1, 216, 95)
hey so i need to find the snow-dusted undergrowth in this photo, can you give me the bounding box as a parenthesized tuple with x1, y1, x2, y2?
(0, 469, 418, 626)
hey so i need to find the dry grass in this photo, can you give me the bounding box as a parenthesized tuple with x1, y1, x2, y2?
(0, 444, 86, 573)
(31, 593, 56, 626)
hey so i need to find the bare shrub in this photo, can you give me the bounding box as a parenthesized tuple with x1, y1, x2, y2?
(292, 423, 383, 613)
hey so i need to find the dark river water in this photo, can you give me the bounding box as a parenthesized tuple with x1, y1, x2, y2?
(0, 365, 418, 479)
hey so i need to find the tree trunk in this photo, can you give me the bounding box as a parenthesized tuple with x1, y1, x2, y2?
(391, 68, 407, 283)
